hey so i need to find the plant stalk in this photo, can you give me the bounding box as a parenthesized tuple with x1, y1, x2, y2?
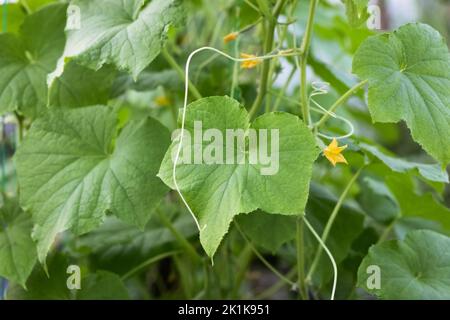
(249, 0, 287, 118)
(306, 167, 364, 282)
(121, 250, 180, 281)
(296, 216, 308, 299)
(235, 222, 295, 288)
(161, 47, 203, 100)
(156, 208, 201, 263)
(299, 0, 319, 125)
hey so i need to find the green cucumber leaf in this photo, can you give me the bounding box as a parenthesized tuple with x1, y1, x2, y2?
(342, 0, 370, 28)
(6, 254, 71, 299)
(359, 142, 449, 183)
(48, 62, 116, 108)
(158, 96, 319, 257)
(353, 23, 450, 165)
(49, 0, 185, 83)
(0, 3, 26, 34)
(15, 106, 171, 263)
(76, 271, 129, 300)
(237, 211, 296, 254)
(357, 176, 399, 224)
(6, 254, 128, 300)
(0, 3, 66, 117)
(0, 3, 114, 117)
(385, 174, 450, 232)
(0, 196, 37, 287)
(111, 69, 180, 98)
(358, 230, 450, 299)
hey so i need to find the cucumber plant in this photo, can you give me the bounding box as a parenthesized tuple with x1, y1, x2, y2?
(0, 0, 449, 300)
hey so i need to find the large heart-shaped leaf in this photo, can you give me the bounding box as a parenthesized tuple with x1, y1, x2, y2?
(0, 196, 37, 287)
(158, 96, 319, 257)
(358, 230, 450, 299)
(15, 106, 171, 263)
(353, 23, 450, 165)
(49, 0, 184, 83)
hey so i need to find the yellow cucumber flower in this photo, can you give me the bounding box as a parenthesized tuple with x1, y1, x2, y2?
(154, 95, 171, 107)
(223, 31, 239, 44)
(323, 138, 348, 166)
(240, 53, 262, 69)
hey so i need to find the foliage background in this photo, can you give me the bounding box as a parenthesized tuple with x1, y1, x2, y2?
(0, 0, 449, 300)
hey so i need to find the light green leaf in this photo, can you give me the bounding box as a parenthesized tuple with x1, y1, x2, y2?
(0, 3, 112, 117)
(49, 62, 116, 108)
(22, 0, 59, 12)
(0, 3, 26, 34)
(49, 0, 184, 83)
(0, 196, 37, 287)
(394, 217, 444, 240)
(353, 23, 450, 165)
(76, 271, 129, 300)
(358, 230, 450, 299)
(0, 3, 66, 117)
(15, 106, 171, 263)
(255, 0, 271, 18)
(6, 254, 71, 299)
(358, 176, 399, 224)
(237, 211, 296, 254)
(359, 142, 449, 183)
(6, 254, 128, 300)
(111, 69, 180, 98)
(158, 96, 319, 257)
(385, 174, 450, 232)
(341, 0, 369, 28)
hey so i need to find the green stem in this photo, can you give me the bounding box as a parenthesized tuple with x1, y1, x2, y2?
(254, 268, 296, 300)
(161, 47, 203, 100)
(121, 250, 180, 281)
(314, 80, 368, 128)
(248, 0, 287, 119)
(244, 0, 261, 13)
(239, 17, 263, 33)
(2, 0, 8, 32)
(235, 222, 295, 288)
(232, 243, 253, 298)
(156, 208, 201, 263)
(378, 219, 397, 243)
(299, 0, 319, 125)
(173, 255, 193, 298)
(193, 261, 210, 299)
(306, 166, 364, 282)
(16, 115, 24, 144)
(272, 67, 296, 112)
(230, 37, 240, 98)
(296, 216, 308, 299)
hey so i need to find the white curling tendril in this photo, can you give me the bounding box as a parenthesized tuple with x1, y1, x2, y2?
(309, 81, 355, 140)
